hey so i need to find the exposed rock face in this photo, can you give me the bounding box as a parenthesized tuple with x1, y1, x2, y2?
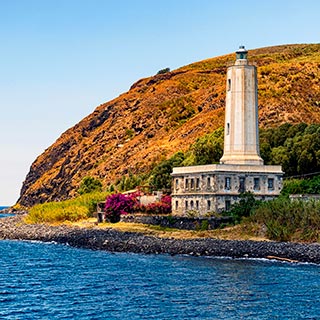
(18, 44, 320, 206)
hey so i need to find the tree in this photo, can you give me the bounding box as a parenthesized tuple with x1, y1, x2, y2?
(78, 176, 102, 195)
(149, 152, 185, 191)
(157, 67, 170, 74)
(183, 127, 224, 166)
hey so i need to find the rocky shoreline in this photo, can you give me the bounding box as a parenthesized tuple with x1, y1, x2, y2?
(1, 215, 320, 264)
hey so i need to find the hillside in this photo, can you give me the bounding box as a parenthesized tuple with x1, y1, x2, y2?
(18, 44, 320, 207)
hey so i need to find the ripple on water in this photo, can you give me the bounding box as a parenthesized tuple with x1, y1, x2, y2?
(0, 240, 319, 319)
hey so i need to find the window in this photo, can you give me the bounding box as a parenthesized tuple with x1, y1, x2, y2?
(190, 200, 194, 210)
(196, 200, 199, 210)
(190, 179, 194, 189)
(268, 178, 274, 190)
(227, 79, 231, 91)
(225, 177, 231, 190)
(227, 123, 230, 135)
(185, 200, 188, 210)
(175, 201, 178, 210)
(239, 177, 245, 193)
(185, 178, 189, 190)
(254, 178, 260, 191)
(196, 178, 200, 189)
(225, 200, 231, 211)
(207, 177, 211, 189)
(175, 179, 179, 189)
(207, 200, 211, 211)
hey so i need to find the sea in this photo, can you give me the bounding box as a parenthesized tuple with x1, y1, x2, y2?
(0, 206, 14, 218)
(0, 241, 319, 319)
(0, 216, 319, 319)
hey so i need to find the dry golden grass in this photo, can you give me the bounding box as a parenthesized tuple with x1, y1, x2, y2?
(66, 218, 269, 241)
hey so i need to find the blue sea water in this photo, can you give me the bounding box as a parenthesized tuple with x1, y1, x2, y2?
(0, 206, 15, 218)
(0, 240, 319, 319)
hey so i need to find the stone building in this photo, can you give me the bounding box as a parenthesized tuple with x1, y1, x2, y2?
(171, 46, 283, 216)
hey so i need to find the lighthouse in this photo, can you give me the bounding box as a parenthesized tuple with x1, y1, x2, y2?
(220, 45, 263, 165)
(171, 46, 283, 216)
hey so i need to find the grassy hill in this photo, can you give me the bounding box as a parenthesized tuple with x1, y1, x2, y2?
(18, 44, 320, 206)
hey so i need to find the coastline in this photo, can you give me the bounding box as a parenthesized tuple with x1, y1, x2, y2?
(1, 215, 320, 264)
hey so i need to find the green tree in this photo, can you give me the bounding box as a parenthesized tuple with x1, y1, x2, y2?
(227, 192, 261, 224)
(184, 127, 224, 165)
(260, 123, 320, 177)
(78, 176, 103, 195)
(149, 151, 185, 191)
(270, 146, 292, 175)
(157, 67, 170, 74)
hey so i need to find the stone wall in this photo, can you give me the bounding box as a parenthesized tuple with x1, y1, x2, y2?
(120, 214, 233, 230)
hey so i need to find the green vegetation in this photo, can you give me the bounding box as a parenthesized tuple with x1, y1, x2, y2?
(26, 122, 320, 241)
(111, 123, 320, 193)
(149, 151, 185, 191)
(148, 123, 320, 192)
(250, 197, 320, 242)
(78, 176, 103, 195)
(26, 191, 108, 223)
(185, 127, 224, 165)
(223, 176, 320, 242)
(282, 175, 320, 195)
(260, 123, 320, 177)
(115, 172, 148, 192)
(148, 128, 224, 191)
(157, 67, 170, 75)
(227, 192, 261, 224)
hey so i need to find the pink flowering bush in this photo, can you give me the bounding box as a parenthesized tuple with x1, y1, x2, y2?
(104, 193, 139, 223)
(140, 195, 172, 214)
(105, 193, 172, 222)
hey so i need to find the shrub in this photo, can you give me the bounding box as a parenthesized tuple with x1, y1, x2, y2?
(186, 210, 198, 218)
(157, 67, 170, 74)
(282, 175, 320, 196)
(140, 195, 172, 214)
(104, 193, 139, 222)
(76, 191, 108, 217)
(250, 197, 320, 242)
(26, 191, 107, 223)
(27, 202, 89, 223)
(227, 192, 261, 224)
(200, 219, 209, 231)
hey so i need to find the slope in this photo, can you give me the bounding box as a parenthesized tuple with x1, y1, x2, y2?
(18, 44, 320, 206)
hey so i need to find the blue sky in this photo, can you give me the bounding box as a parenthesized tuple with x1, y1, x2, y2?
(0, 0, 319, 205)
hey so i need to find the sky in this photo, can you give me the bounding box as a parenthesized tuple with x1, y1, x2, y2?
(0, 0, 319, 206)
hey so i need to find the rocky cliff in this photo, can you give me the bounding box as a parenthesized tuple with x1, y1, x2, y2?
(18, 44, 320, 206)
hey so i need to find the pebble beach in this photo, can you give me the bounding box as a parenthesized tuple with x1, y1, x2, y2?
(1, 215, 320, 264)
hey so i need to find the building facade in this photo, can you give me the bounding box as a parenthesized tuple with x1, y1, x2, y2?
(171, 46, 283, 216)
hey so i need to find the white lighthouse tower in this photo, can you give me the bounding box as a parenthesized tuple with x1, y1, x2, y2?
(220, 45, 263, 165)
